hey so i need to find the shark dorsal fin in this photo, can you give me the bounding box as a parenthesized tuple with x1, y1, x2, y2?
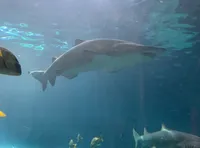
(75, 39, 85, 46)
(52, 56, 57, 63)
(144, 127, 149, 135)
(161, 124, 167, 131)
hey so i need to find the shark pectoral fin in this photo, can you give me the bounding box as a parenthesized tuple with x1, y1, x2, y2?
(48, 72, 57, 86)
(52, 56, 57, 63)
(62, 73, 78, 79)
(75, 39, 85, 46)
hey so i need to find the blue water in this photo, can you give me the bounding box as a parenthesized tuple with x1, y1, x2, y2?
(0, 0, 199, 147)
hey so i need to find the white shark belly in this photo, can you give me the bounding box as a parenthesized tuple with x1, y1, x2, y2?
(61, 53, 151, 78)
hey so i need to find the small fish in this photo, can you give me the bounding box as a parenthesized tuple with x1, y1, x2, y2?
(29, 38, 166, 91)
(0, 111, 6, 117)
(0, 47, 21, 76)
(90, 135, 104, 148)
(69, 139, 77, 148)
(77, 133, 83, 143)
(133, 124, 200, 148)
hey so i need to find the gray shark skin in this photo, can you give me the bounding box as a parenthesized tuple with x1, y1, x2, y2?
(28, 38, 166, 91)
(133, 124, 200, 148)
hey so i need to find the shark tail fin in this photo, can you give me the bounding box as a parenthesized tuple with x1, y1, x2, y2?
(133, 128, 140, 148)
(28, 70, 48, 91)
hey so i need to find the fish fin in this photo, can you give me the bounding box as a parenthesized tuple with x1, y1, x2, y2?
(62, 73, 78, 79)
(133, 128, 140, 148)
(29, 70, 48, 91)
(152, 146, 156, 148)
(75, 39, 85, 46)
(0, 111, 6, 117)
(48, 72, 56, 86)
(144, 127, 149, 135)
(52, 56, 57, 63)
(161, 124, 167, 131)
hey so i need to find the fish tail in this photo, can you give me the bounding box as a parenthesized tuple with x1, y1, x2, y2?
(133, 128, 140, 148)
(28, 70, 48, 91)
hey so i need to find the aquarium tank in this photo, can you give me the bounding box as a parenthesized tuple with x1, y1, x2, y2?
(0, 0, 199, 147)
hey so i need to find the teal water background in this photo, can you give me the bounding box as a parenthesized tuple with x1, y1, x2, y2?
(0, 0, 200, 147)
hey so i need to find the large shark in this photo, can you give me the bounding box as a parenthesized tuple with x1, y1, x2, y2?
(29, 38, 166, 91)
(133, 124, 200, 148)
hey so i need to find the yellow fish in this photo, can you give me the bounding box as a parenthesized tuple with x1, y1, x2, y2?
(0, 111, 6, 117)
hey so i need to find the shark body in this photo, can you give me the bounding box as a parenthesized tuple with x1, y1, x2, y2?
(29, 38, 166, 91)
(133, 124, 200, 148)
